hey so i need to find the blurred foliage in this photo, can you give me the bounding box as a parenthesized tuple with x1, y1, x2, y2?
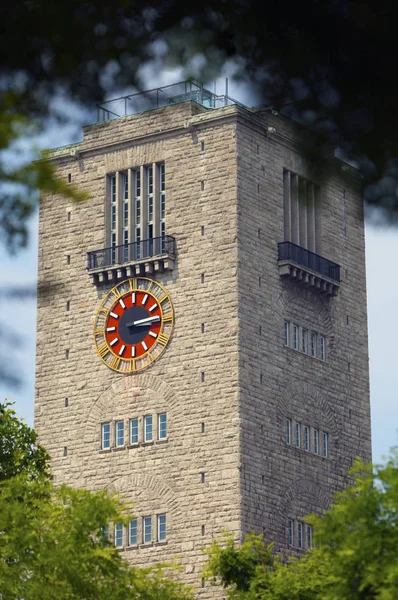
(206, 452, 398, 599)
(0, 401, 50, 481)
(0, 95, 86, 251)
(1, 0, 398, 244)
(0, 401, 193, 600)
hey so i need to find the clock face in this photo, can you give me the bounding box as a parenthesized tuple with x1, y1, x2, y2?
(94, 278, 174, 373)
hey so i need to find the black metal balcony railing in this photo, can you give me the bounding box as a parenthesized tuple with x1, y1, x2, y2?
(87, 235, 176, 271)
(278, 241, 340, 283)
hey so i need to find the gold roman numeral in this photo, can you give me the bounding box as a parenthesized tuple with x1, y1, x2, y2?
(110, 356, 121, 371)
(130, 359, 136, 372)
(159, 294, 168, 303)
(94, 328, 104, 337)
(129, 278, 137, 290)
(162, 314, 173, 323)
(97, 342, 109, 358)
(112, 287, 122, 300)
(157, 333, 169, 346)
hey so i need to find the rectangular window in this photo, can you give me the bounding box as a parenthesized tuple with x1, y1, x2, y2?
(286, 418, 292, 445)
(123, 201, 128, 228)
(135, 227, 141, 260)
(111, 174, 116, 203)
(310, 331, 317, 357)
(313, 429, 319, 454)
(114, 523, 123, 548)
(148, 196, 153, 223)
(302, 328, 308, 353)
(307, 525, 313, 549)
(115, 420, 124, 447)
(292, 324, 298, 350)
(111, 204, 116, 229)
(147, 166, 153, 194)
(158, 413, 167, 440)
(295, 422, 301, 448)
(157, 514, 167, 541)
(144, 415, 153, 442)
(287, 519, 294, 546)
(284, 321, 290, 346)
(101, 423, 111, 449)
(129, 519, 137, 546)
(143, 516, 152, 544)
(297, 522, 303, 549)
(160, 221, 166, 253)
(319, 336, 326, 361)
(130, 417, 139, 444)
(304, 425, 310, 451)
(123, 172, 128, 200)
(135, 169, 141, 198)
(322, 432, 329, 457)
(123, 229, 129, 262)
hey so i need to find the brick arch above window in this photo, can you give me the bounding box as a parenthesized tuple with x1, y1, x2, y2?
(276, 288, 335, 357)
(276, 382, 341, 441)
(83, 373, 178, 446)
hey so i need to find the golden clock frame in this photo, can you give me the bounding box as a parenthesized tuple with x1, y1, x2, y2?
(93, 277, 174, 374)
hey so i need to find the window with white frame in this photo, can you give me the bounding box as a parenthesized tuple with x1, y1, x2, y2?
(292, 324, 298, 350)
(322, 432, 329, 457)
(302, 328, 308, 354)
(304, 425, 310, 451)
(307, 525, 313, 548)
(143, 516, 152, 544)
(284, 321, 326, 360)
(310, 331, 317, 357)
(115, 420, 124, 447)
(114, 523, 123, 548)
(130, 417, 139, 445)
(157, 514, 167, 541)
(287, 519, 294, 546)
(101, 423, 111, 449)
(295, 422, 301, 448)
(286, 418, 292, 445)
(144, 415, 153, 442)
(284, 321, 289, 346)
(158, 413, 167, 440)
(107, 163, 166, 262)
(313, 429, 319, 454)
(129, 519, 138, 546)
(285, 420, 329, 458)
(297, 522, 303, 549)
(288, 520, 313, 550)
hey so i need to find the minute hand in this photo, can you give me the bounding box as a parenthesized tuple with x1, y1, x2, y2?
(128, 315, 160, 327)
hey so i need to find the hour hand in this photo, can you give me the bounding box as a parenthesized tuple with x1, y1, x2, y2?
(126, 316, 160, 327)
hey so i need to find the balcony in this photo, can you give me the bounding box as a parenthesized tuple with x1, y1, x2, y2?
(277, 241, 340, 297)
(87, 235, 176, 285)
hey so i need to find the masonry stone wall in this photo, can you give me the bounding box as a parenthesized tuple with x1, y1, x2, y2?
(235, 113, 371, 547)
(35, 100, 371, 597)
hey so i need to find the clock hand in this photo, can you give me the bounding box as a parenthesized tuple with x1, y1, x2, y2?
(126, 315, 161, 327)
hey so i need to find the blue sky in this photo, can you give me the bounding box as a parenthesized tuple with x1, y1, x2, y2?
(0, 70, 396, 467)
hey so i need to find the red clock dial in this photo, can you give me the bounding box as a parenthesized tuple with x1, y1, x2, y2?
(105, 290, 162, 359)
(94, 278, 174, 374)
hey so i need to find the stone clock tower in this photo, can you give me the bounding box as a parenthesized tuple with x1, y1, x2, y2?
(35, 82, 371, 597)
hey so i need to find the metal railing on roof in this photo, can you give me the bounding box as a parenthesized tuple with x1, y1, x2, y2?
(96, 80, 246, 122)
